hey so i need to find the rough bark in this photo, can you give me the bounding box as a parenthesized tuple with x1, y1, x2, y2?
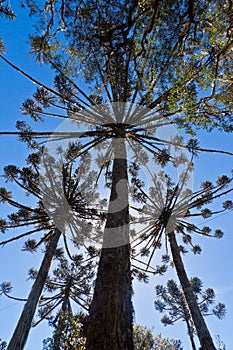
(7, 229, 61, 350)
(168, 230, 216, 350)
(86, 138, 134, 350)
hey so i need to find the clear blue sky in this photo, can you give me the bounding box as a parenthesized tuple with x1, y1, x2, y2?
(0, 3, 233, 349)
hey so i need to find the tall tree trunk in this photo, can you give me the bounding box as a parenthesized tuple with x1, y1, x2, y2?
(86, 138, 134, 350)
(53, 281, 73, 350)
(168, 230, 216, 350)
(7, 229, 61, 350)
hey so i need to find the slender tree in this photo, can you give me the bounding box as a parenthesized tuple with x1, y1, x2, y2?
(131, 171, 233, 349)
(40, 254, 93, 350)
(31, 253, 95, 329)
(155, 278, 226, 350)
(28, 254, 93, 350)
(0, 150, 100, 350)
(6, 228, 62, 350)
(1, 252, 96, 350)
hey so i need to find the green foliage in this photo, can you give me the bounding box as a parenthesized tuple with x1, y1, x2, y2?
(0, 281, 12, 295)
(133, 325, 183, 350)
(42, 313, 86, 350)
(0, 147, 102, 249)
(0, 339, 7, 350)
(0, 187, 12, 202)
(43, 322, 183, 350)
(0, 38, 5, 54)
(153, 334, 183, 350)
(215, 335, 226, 350)
(0, 0, 16, 53)
(0, 0, 15, 20)
(133, 324, 155, 350)
(1, 1, 233, 349)
(132, 171, 233, 267)
(32, 254, 95, 326)
(154, 278, 226, 346)
(21, 0, 233, 133)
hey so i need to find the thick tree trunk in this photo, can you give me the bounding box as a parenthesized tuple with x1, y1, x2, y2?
(168, 230, 216, 350)
(86, 138, 134, 350)
(7, 229, 61, 350)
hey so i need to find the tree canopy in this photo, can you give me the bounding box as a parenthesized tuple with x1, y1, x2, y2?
(20, 0, 233, 134)
(0, 1, 233, 349)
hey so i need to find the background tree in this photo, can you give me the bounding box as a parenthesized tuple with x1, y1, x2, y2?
(0, 0, 15, 20)
(133, 324, 182, 350)
(31, 253, 95, 328)
(32, 253, 93, 350)
(215, 335, 226, 350)
(0, 339, 7, 350)
(0, 149, 101, 350)
(42, 313, 86, 350)
(43, 322, 183, 350)
(1, 250, 97, 350)
(0, 1, 15, 56)
(131, 170, 233, 349)
(155, 278, 226, 350)
(0, 248, 96, 350)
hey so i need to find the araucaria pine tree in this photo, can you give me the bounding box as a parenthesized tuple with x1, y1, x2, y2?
(0, 149, 101, 350)
(154, 278, 226, 350)
(0, 1, 233, 349)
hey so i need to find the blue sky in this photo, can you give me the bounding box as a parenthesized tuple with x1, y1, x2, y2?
(0, 3, 233, 348)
